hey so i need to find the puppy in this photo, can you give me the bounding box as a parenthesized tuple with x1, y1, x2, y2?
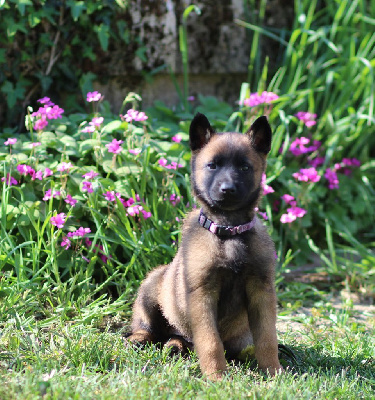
(127, 113, 282, 380)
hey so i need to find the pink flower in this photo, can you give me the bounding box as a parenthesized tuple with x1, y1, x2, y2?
(124, 109, 148, 122)
(172, 134, 182, 143)
(281, 194, 295, 205)
(129, 148, 142, 155)
(141, 210, 152, 219)
(65, 194, 77, 207)
(43, 189, 61, 201)
(4, 138, 17, 145)
(86, 91, 102, 102)
(82, 170, 99, 180)
(289, 137, 321, 156)
(38, 97, 52, 104)
(169, 194, 182, 206)
(30, 142, 42, 148)
(43, 168, 53, 178)
(57, 162, 73, 173)
(292, 167, 321, 183)
(159, 158, 183, 170)
(280, 205, 307, 223)
(324, 168, 339, 189)
(50, 213, 67, 229)
(33, 168, 52, 181)
(90, 117, 104, 127)
(46, 105, 64, 119)
(243, 91, 279, 107)
(67, 227, 91, 238)
(262, 173, 274, 195)
(127, 205, 143, 216)
(17, 164, 35, 177)
(82, 125, 95, 134)
(158, 158, 168, 167)
(105, 139, 123, 154)
(103, 191, 122, 202)
(61, 237, 71, 250)
(295, 112, 317, 127)
(1, 174, 18, 186)
(82, 181, 93, 193)
(34, 116, 48, 131)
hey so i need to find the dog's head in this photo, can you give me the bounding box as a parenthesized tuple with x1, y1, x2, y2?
(189, 113, 272, 212)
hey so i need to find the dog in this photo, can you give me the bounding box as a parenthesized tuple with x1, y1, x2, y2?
(127, 113, 282, 380)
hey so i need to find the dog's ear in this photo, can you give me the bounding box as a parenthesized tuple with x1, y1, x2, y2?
(246, 116, 272, 154)
(189, 113, 216, 151)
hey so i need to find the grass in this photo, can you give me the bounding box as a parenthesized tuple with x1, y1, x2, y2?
(1, 296, 373, 399)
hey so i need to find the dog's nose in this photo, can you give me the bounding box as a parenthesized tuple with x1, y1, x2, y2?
(220, 182, 236, 194)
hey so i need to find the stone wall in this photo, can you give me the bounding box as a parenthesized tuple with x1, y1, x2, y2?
(92, 0, 294, 110)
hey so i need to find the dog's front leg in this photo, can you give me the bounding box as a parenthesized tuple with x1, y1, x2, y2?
(246, 280, 283, 376)
(188, 287, 227, 380)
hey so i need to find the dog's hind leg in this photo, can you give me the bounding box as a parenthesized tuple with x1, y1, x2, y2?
(127, 265, 169, 346)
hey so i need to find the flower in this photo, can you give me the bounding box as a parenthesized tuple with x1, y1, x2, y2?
(82, 170, 99, 180)
(82, 181, 93, 193)
(295, 112, 317, 127)
(289, 137, 321, 156)
(34, 116, 48, 131)
(57, 162, 73, 173)
(90, 117, 104, 127)
(50, 213, 67, 229)
(67, 227, 91, 238)
(158, 158, 183, 170)
(65, 194, 77, 207)
(129, 148, 142, 155)
(158, 158, 168, 167)
(324, 168, 339, 189)
(124, 109, 148, 122)
(281, 194, 295, 205)
(280, 205, 307, 224)
(4, 138, 17, 145)
(308, 156, 325, 168)
(1, 174, 18, 186)
(262, 173, 274, 195)
(38, 96, 52, 104)
(17, 164, 35, 177)
(82, 125, 95, 133)
(61, 237, 71, 250)
(30, 142, 42, 148)
(105, 139, 123, 154)
(169, 194, 182, 206)
(43, 189, 61, 201)
(172, 134, 182, 143)
(243, 91, 279, 107)
(292, 167, 321, 183)
(86, 91, 102, 102)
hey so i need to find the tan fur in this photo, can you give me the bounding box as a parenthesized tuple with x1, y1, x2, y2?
(127, 114, 282, 380)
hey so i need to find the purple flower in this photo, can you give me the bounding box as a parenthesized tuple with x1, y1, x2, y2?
(82, 181, 93, 193)
(289, 137, 321, 156)
(295, 112, 317, 127)
(308, 156, 325, 168)
(50, 213, 67, 229)
(105, 139, 123, 154)
(57, 162, 73, 173)
(17, 164, 35, 177)
(172, 134, 182, 143)
(46, 105, 64, 119)
(324, 168, 339, 189)
(43, 189, 61, 201)
(243, 91, 279, 107)
(61, 237, 71, 250)
(292, 167, 321, 183)
(82, 170, 99, 180)
(4, 138, 17, 145)
(1, 174, 18, 186)
(65, 194, 77, 207)
(38, 97, 52, 104)
(169, 194, 182, 206)
(158, 158, 168, 167)
(86, 91, 103, 102)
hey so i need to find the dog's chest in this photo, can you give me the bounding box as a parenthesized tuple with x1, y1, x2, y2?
(217, 236, 250, 273)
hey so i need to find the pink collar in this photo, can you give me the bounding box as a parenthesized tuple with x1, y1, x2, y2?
(198, 210, 257, 237)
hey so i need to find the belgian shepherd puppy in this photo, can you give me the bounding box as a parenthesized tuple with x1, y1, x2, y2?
(127, 113, 282, 380)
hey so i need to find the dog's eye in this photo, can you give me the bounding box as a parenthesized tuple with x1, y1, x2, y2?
(207, 162, 217, 170)
(240, 165, 250, 171)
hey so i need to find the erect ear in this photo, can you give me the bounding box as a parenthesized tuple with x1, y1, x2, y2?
(189, 113, 216, 151)
(246, 116, 272, 155)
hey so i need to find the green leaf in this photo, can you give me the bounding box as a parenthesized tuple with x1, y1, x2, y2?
(102, 120, 122, 133)
(70, 1, 86, 21)
(95, 24, 110, 51)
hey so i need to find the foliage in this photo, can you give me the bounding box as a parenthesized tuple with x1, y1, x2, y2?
(0, 0, 133, 128)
